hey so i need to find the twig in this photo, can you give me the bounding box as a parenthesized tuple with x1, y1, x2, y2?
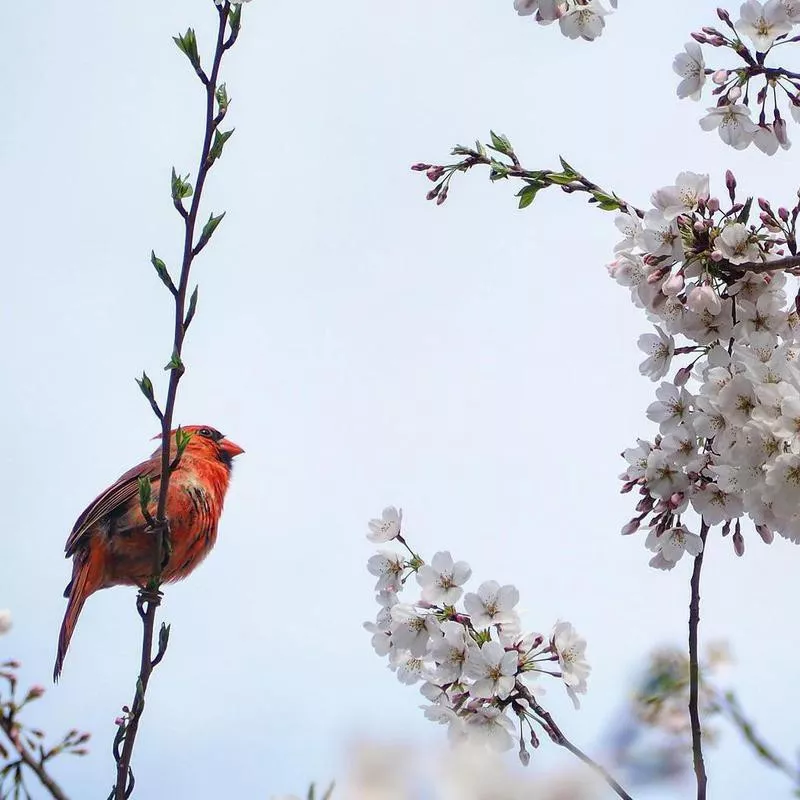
(688, 522, 709, 800)
(111, 4, 235, 797)
(0, 714, 70, 800)
(515, 683, 634, 800)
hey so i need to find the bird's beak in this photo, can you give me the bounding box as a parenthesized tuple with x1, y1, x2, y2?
(219, 437, 245, 458)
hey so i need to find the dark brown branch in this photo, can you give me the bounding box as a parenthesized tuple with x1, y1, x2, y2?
(515, 683, 634, 800)
(0, 714, 70, 800)
(730, 253, 800, 274)
(689, 522, 710, 800)
(111, 4, 233, 797)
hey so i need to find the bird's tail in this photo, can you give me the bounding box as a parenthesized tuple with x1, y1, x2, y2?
(54, 550, 101, 682)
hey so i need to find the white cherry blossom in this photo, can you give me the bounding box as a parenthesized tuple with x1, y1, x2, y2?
(673, 42, 706, 100)
(735, 0, 792, 51)
(417, 551, 472, 605)
(367, 506, 403, 543)
(464, 581, 520, 630)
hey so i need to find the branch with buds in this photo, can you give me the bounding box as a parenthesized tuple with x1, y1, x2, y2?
(0, 651, 89, 800)
(111, 4, 245, 798)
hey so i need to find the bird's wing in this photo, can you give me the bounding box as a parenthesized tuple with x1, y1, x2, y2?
(64, 458, 162, 556)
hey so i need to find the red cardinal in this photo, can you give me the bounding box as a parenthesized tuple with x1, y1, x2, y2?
(54, 425, 244, 680)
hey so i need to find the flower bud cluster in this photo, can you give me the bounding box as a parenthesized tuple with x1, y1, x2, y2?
(674, 2, 800, 153)
(610, 169, 800, 566)
(513, 0, 617, 42)
(365, 507, 590, 762)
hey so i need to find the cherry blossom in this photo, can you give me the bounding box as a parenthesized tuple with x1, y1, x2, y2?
(417, 551, 472, 605)
(673, 42, 706, 100)
(367, 506, 403, 543)
(464, 581, 520, 630)
(735, 0, 791, 51)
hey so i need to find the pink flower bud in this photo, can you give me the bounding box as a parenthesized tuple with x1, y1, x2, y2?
(725, 169, 737, 192)
(411, 163, 431, 172)
(115, 717, 125, 726)
(669, 492, 685, 509)
(621, 518, 640, 535)
(710, 249, 724, 262)
(687, 284, 722, 315)
(661, 272, 684, 296)
(732, 530, 745, 556)
(756, 524, 774, 544)
(674, 366, 692, 386)
(779, 207, 790, 221)
(26, 685, 45, 700)
(712, 69, 729, 84)
(728, 85, 742, 101)
(426, 166, 444, 182)
(706, 197, 720, 212)
(775, 117, 789, 146)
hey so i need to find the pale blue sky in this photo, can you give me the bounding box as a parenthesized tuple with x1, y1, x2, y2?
(3, 1, 800, 797)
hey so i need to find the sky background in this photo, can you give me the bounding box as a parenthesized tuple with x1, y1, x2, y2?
(3, 1, 800, 797)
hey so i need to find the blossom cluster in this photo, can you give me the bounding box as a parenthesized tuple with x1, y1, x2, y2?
(609, 169, 800, 567)
(513, 0, 617, 42)
(365, 507, 590, 762)
(674, 1, 800, 153)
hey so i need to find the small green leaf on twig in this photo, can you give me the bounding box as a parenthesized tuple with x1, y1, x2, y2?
(489, 130, 513, 156)
(215, 83, 229, 113)
(194, 212, 226, 254)
(184, 286, 199, 330)
(171, 167, 193, 201)
(174, 427, 193, 460)
(150, 251, 177, 294)
(137, 477, 152, 513)
(207, 129, 234, 166)
(136, 371, 154, 401)
(164, 350, 185, 374)
(737, 196, 753, 224)
(558, 156, 578, 178)
(589, 190, 623, 211)
(489, 160, 510, 181)
(517, 181, 546, 209)
(228, 5, 242, 35)
(173, 28, 201, 71)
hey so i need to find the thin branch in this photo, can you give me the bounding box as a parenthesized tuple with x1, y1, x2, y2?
(718, 690, 800, 787)
(111, 4, 234, 797)
(515, 683, 634, 800)
(688, 522, 710, 800)
(0, 715, 70, 800)
(730, 253, 800, 274)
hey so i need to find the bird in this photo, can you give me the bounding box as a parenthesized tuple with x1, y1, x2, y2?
(54, 425, 244, 680)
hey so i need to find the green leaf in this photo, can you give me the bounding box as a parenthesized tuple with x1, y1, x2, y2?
(172, 28, 200, 70)
(558, 156, 578, 177)
(590, 191, 622, 212)
(195, 212, 226, 253)
(184, 286, 199, 330)
(736, 196, 753, 224)
(137, 477, 152, 511)
(488, 160, 510, 181)
(164, 350, 185, 373)
(215, 83, 229, 113)
(150, 251, 176, 294)
(207, 128, 234, 166)
(158, 622, 171, 653)
(489, 130, 512, 155)
(136, 371, 154, 400)
(229, 5, 242, 34)
(171, 167, 193, 201)
(517, 181, 545, 209)
(175, 426, 193, 459)
(545, 171, 575, 186)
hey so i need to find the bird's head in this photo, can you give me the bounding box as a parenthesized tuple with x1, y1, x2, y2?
(155, 425, 245, 470)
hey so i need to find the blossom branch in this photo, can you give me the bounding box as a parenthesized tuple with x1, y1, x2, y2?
(0, 716, 71, 800)
(413, 133, 643, 217)
(688, 521, 709, 800)
(112, 4, 240, 797)
(514, 683, 634, 800)
(0, 660, 88, 800)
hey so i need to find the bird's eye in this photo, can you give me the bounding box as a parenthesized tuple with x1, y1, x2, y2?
(198, 428, 213, 438)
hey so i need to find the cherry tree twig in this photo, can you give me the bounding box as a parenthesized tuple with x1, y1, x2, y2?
(688, 522, 709, 800)
(515, 683, 634, 800)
